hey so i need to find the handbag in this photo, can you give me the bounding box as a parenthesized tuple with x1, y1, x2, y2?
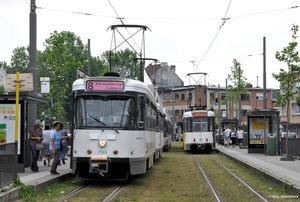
(35, 142, 44, 150)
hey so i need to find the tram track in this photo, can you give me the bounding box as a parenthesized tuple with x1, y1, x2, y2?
(192, 155, 223, 202)
(56, 183, 91, 202)
(102, 181, 127, 202)
(192, 154, 269, 202)
(25, 143, 296, 201)
(55, 180, 128, 202)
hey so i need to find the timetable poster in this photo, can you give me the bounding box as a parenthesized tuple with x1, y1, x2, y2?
(0, 104, 21, 154)
(249, 117, 269, 144)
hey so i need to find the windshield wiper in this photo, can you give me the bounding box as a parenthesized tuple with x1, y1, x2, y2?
(88, 115, 119, 134)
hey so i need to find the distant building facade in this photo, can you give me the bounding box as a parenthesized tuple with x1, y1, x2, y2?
(145, 62, 290, 134)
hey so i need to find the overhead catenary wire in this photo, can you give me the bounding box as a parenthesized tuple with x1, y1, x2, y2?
(168, 53, 264, 64)
(35, 5, 299, 20)
(195, 0, 232, 67)
(107, 0, 141, 57)
(33, 2, 299, 70)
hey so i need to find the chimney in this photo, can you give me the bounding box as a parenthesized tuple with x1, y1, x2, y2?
(170, 65, 176, 73)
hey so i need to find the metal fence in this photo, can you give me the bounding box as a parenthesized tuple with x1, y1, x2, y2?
(0, 142, 18, 188)
(281, 138, 300, 158)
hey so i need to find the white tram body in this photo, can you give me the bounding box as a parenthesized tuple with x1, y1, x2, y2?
(182, 110, 215, 153)
(71, 74, 158, 179)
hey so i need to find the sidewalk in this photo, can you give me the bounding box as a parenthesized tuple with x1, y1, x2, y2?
(0, 159, 73, 202)
(216, 144, 300, 194)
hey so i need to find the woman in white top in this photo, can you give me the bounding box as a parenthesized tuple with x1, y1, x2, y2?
(42, 124, 52, 166)
(236, 127, 244, 148)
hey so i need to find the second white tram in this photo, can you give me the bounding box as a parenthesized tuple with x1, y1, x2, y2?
(182, 109, 215, 153)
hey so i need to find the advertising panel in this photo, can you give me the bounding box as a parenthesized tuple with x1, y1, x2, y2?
(249, 117, 268, 144)
(0, 104, 21, 153)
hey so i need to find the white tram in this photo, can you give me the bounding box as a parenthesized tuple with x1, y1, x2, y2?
(182, 109, 215, 153)
(71, 72, 158, 180)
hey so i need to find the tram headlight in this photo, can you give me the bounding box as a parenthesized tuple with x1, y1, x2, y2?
(98, 139, 107, 148)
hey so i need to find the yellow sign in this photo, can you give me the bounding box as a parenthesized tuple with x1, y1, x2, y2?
(252, 121, 265, 130)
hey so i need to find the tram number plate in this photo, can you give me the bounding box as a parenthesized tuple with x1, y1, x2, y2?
(98, 150, 107, 154)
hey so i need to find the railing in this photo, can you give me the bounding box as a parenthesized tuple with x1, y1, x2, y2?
(0, 142, 18, 188)
(281, 138, 300, 158)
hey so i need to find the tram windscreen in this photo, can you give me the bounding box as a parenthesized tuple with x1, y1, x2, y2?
(76, 95, 134, 128)
(193, 117, 208, 132)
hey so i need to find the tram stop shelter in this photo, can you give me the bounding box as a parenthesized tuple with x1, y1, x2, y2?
(0, 94, 48, 175)
(247, 109, 280, 155)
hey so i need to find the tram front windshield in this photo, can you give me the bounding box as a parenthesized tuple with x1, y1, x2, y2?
(76, 95, 134, 128)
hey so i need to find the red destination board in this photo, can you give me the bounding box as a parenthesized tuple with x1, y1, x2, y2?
(85, 80, 124, 91)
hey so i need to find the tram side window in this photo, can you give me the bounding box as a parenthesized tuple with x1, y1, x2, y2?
(208, 117, 214, 131)
(186, 117, 193, 132)
(76, 98, 85, 125)
(145, 102, 157, 130)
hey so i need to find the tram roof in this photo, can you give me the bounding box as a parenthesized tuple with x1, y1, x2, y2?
(182, 110, 215, 118)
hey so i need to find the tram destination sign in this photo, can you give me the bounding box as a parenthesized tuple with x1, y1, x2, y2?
(85, 80, 124, 91)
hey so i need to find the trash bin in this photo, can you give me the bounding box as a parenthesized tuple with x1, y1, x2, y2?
(266, 133, 276, 155)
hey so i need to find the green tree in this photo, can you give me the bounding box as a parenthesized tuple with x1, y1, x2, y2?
(0, 85, 6, 94)
(272, 24, 300, 160)
(37, 31, 111, 123)
(227, 59, 248, 124)
(5, 46, 29, 74)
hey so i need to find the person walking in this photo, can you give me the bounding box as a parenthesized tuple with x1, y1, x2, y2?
(223, 126, 231, 148)
(42, 124, 52, 167)
(50, 121, 62, 175)
(58, 123, 69, 165)
(29, 119, 43, 173)
(237, 127, 244, 148)
(230, 126, 237, 148)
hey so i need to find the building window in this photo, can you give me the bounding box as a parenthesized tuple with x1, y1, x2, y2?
(221, 109, 226, 118)
(188, 93, 193, 102)
(292, 103, 300, 114)
(175, 110, 179, 116)
(241, 94, 249, 101)
(210, 92, 214, 99)
(281, 106, 286, 116)
(181, 94, 185, 101)
(170, 94, 173, 102)
(242, 110, 247, 116)
(175, 94, 179, 100)
(256, 93, 263, 100)
(221, 93, 225, 100)
(163, 95, 166, 102)
(293, 82, 300, 92)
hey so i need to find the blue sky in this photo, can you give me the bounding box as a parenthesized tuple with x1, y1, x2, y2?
(1, 0, 300, 89)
